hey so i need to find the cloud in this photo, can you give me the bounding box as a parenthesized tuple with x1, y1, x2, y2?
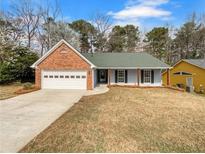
(108, 0, 172, 26)
(113, 18, 141, 27)
(109, 6, 171, 20)
(128, 0, 169, 7)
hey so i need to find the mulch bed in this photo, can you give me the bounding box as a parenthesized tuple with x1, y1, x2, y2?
(15, 87, 40, 94)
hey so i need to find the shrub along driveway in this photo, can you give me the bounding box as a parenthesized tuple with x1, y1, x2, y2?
(20, 87, 205, 153)
(0, 89, 85, 153)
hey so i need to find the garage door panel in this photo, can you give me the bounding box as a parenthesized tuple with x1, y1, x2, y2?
(42, 70, 87, 89)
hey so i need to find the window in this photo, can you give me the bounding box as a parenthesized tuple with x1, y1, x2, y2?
(76, 75, 80, 79)
(54, 75, 58, 78)
(60, 75, 64, 78)
(144, 70, 151, 83)
(82, 75, 86, 79)
(49, 75, 53, 78)
(182, 72, 192, 75)
(173, 71, 192, 76)
(71, 75, 75, 78)
(117, 70, 125, 83)
(65, 75, 69, 78)
(173, 72, 181, 75)
(44, 75, 48, 78)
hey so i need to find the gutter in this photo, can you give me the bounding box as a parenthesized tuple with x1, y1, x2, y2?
(95, 67, 172, 69)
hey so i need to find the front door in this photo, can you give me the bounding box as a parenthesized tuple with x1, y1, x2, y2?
(98, 70, 107, 83)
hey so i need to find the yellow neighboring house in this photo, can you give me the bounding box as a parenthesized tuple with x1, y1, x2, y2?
(162, 59, 205, 93)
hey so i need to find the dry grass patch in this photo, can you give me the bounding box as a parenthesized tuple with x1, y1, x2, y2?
(0, 82, 36, 100)
(0, 83, 23, 100)
(20, 87, 205, 152)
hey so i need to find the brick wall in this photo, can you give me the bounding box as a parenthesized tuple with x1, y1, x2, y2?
(35, 43, 93, 90)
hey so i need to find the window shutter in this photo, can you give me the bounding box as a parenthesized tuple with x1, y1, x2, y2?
(151, 70, 154, 83)
(115, 70, 118, 83)
(125, 70, 128, 83)
(97, 70, 100, 83)
(141, 70, 144, 83)
(106, 70, 108, 83)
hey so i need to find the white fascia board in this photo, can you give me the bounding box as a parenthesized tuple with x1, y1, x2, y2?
(95, 67, 172, 69)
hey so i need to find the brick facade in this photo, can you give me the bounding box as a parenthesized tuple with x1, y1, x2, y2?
(35, 43, 93, 90)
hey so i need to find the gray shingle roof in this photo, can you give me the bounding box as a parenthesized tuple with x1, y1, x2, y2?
(82, 52, 170, 68)
(184, 59, 205, 69)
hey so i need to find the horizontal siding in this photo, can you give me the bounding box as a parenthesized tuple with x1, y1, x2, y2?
(162, 61, 205, 92)
(139, 69, 162, 86)
(109, 69, 162, 86)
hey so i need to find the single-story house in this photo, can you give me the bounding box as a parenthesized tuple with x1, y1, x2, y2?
(31, 40, 170, 90)
(162, 59, 205, 93)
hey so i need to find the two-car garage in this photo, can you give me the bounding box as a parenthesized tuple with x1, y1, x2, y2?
(41, 70, 87, 89)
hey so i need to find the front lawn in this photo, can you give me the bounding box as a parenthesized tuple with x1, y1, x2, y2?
(20, 87, 205, 152)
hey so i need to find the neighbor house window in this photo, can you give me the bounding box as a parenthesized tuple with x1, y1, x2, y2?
(144, 70, 151, 83)
(117, 70, 125, 83)
(182, 72, 192, 75)
(173, 72, 181, 75)
(173, 72, 192, 75)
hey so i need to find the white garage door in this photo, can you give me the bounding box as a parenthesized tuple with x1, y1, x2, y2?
(42, 70, 87, 89)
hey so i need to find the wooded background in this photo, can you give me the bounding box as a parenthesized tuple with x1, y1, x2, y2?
(0, 0, 205, 83)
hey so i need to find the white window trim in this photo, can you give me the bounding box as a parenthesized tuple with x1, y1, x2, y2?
(117, 70, 125, 83)
(144, 69, 151, 84)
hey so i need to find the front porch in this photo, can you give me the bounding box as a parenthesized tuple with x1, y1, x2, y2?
(94, 69, 170, 88)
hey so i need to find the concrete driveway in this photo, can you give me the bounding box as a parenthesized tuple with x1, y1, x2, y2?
(0, 89, 85, 152)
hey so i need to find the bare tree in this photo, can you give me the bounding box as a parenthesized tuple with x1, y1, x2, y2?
(199, 13, 205, 58)
(10, 18, 24, 42)
(0, 12, 12, 45)
(11, 0, 41, 48)
(39, 0, 62, 50)
(91, 12, 112, 34)
(36, 0, 81, 56)
(0, 11, 23, 47)
(164, 23, 178, 64)
(48, 21, 81, 49)
(91, 12, 112, 52)
(36, 28, 46, 56)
